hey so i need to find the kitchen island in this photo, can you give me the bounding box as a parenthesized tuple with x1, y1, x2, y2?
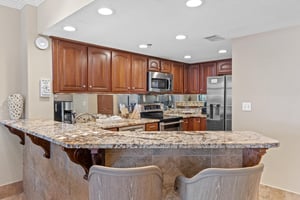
(1, 119, 279, 200)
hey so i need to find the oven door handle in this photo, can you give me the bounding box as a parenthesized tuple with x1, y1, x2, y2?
(160, 120, 183, 126)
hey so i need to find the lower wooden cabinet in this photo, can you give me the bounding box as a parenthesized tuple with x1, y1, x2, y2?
(104, 127, 118, 131)
(145, 123, 159, 131)
(182, 117, 206, 131)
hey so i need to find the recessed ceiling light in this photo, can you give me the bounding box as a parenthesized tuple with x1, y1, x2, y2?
(98, 7, 114, 15)
(186, 0, 203, 8)
(139, 44, 152, 49)
(218, 49, 227, 54)
(184, 55, 192, 59)
(63, 26, 76, 32)
(176, 35, 187, 40)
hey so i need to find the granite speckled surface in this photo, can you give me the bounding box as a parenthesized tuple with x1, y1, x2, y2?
(0, 119, 279, 149)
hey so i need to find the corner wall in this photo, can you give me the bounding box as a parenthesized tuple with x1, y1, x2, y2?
(0, 5, 23, 185)
(232, 26, 300, 194)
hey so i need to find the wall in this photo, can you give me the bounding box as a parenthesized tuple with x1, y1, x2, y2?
(232, 26, 300, 194)
(0, 5, 23, 185)
(21, 5, 53, 119)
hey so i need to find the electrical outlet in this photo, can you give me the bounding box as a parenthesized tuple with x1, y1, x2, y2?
(242, 102, 252, 111)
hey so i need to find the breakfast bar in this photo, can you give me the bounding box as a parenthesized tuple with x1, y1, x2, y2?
(1, 119, 279, 200)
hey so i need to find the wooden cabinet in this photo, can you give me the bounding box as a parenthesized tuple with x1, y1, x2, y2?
(199, 62, 217, 94)
(171, 62, 184, 93)
(160, 60, 172, 73)
(217, 59, 232, 75)
(52, 39, 88, 93)
(131, 55, 147, 93)
(105, 127, 118, 131)
(145, 122, 159, 131)
(88, 47, 111, 92)
(52, 39, 112, 93)
(200, 117, 207, 131)
(148, 58, 172, 73)
(148, 58, 160, 71)
(182, 118, 189, 131)
(182, 117, 206, 131)
(188, 117, 201, 131)
(183, 65, 189, 93)
(185, 64, 200, 94)
(112, 51, 147, 93)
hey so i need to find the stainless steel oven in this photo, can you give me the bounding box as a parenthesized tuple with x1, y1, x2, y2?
(140, 103, 183, 131)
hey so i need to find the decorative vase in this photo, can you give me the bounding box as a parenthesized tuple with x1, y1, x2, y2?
(8, 93, 24, 120)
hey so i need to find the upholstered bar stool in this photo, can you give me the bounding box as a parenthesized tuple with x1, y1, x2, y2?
(88, 165, 163, 200)
(175, 164, 264, 200)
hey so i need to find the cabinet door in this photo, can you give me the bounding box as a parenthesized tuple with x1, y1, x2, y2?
(112, 51, 131, 92)
(145, 123, 159, 131)
(200, 62, 217, 94)
(217, 59, 232, 75)
(172, 62, 184, 93)
(183, 65, 189, 93)
(97, 95, 114, 115)
(189, 117, 201, 131)
(200, 117, 207, 131)
(161, 60, 172, 73)
(53, 40, 88, 92)
(182, 118, 189, 131)
(148, 58, 160, 71)
(131, 55, 147, 93)
(88, 47, 111, 92)
(188, 64, 200, 94)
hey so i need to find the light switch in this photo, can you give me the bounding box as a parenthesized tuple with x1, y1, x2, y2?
(242, 102, 252, 111)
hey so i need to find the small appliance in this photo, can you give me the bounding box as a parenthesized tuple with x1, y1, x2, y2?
(147, 72, 173, 93)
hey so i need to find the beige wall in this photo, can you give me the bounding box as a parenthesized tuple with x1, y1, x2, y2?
(232, 26, 300, 194)
(0, 5, 23, 185)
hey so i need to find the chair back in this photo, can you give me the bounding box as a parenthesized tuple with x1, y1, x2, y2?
(175, 164, 264, 200)
(89, 165, 163, 200)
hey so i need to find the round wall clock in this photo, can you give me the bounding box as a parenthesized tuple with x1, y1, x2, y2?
(35, 36, 49, 50)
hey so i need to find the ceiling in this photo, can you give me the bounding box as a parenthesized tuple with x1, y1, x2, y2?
(3, 0, 300, 63)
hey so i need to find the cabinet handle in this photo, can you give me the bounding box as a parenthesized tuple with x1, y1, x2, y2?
(128, 87, 130, 90)
(82, 85, 86, 88)
(132, 87, 135, 90)
(89, 85, 92, 88)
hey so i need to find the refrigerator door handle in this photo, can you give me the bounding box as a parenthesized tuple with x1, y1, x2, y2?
(209, 104, 214, 119)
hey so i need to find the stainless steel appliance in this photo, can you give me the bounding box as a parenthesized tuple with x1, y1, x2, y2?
(147, 72, 173, 93)
(119, 124, 145, 131)
(140, 103, 183, 131)
(206, 75, 232, 131)
(54, 101, 74, 124)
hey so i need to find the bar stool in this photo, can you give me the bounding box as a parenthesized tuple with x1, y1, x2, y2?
(175, 164, 264, 200)
(88, 165, 163, 200)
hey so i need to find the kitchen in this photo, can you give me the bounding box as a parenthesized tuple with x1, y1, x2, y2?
(0, 0, 300, 200)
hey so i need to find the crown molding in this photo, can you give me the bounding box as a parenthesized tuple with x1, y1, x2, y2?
(0, 0, 45, 10)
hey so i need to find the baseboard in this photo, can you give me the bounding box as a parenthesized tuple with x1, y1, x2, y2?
(0, 181, 23, 199)
(260, 184, 300, 200)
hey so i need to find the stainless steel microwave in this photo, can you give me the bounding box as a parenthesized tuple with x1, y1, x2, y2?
(147, 71, 173, 92)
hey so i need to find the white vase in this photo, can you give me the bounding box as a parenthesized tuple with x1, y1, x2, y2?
(8, 93, 24, 120)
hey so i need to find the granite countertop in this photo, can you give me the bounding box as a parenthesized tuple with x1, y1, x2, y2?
(95, 118, 159, 129)
(164, 109, 207, 118)
(0, 119, 279, 149)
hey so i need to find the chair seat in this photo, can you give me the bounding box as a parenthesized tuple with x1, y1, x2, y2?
(175, 164, 264, 200)
(88, 165, 163, 200)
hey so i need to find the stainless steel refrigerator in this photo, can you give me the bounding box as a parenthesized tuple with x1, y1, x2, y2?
(206, 75, 232, 131)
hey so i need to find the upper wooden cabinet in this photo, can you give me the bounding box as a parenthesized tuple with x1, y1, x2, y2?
(148, 58, 160, 71)
(52, 39, 88, 93)
(217, 59, 232, 75)
(88, 47, 111, 92)
(199, 62, 217, 94)
(52, 39, 112, 93)
(131, 55, 147, 93)
(160, 60, 172, 73)
(171, 62, 184, 93)
(185, 64, 200, 94)
(112, 51, 147, 93)
(148, 58, 172, 73)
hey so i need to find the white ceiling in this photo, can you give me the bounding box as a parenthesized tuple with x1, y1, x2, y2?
(3, 0, 300, 63)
